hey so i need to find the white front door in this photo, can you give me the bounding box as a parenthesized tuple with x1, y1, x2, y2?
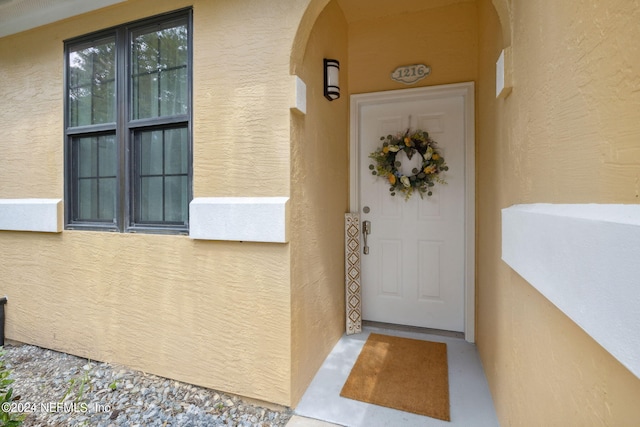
(352, 84, 474, 333)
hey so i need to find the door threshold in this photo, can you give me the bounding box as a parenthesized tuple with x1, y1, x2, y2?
(363, 320, 465, 339)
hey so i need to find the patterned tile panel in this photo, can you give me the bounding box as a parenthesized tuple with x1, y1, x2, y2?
(345, 213, 362, 335)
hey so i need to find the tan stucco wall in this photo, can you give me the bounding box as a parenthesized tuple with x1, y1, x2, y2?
(347, 1, 478, 94)
(6, 0, 638, 418)
(0, 0, 321, 407)
(290, 0, 349, 407)
(477, 0, 640, 425)
(192, 0, 304, 197)
(1, 231, 291, 402)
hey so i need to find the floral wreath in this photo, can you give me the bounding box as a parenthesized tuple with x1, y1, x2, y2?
(369, 129, 448, 199)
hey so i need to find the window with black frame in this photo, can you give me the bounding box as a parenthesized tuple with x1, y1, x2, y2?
(64, 9, 192, 233)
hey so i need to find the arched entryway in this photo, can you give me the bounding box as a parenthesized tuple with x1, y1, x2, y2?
(288, 1, 507, 419)
(289, 0, 498, 346)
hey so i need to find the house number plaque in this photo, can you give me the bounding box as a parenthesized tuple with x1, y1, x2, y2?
(391, 64, 431, 85)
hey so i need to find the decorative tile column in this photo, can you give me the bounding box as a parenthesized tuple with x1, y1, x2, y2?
(345, 213, 362, 335)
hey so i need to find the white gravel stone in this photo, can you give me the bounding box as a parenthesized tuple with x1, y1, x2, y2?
(4, 343, 292, 426)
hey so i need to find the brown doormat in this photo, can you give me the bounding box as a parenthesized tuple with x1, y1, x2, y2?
(340, 333, 450, 421)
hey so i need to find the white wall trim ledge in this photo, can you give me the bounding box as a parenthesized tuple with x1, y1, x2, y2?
(189, 197, 289, 243)
(502, 204, 640, 379)
(0, 198, 63, 233)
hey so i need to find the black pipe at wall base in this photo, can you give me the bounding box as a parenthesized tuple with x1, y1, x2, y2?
(0, 297, 6, 347)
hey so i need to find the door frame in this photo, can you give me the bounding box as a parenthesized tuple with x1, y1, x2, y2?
(349, 82, 476, 342)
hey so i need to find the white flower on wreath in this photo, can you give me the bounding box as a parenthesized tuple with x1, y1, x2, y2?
(400, 176, 411, 188)
(424, 146, 434, 160)
(388, 145, 400, 152)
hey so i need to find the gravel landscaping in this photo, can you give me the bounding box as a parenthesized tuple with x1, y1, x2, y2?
(3, 343, 292, 427)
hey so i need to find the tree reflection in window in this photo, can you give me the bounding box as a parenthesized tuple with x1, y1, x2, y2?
(68, 37, 116, 127)
(131, 21, 188, 119)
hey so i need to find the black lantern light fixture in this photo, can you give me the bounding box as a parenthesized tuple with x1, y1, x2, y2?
(324, 58, 340, 101)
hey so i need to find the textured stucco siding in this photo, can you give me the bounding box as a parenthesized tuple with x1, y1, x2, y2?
(5, 0, 638, 419)
(2, 231, 291, 403)
(477, 0, 640, 425)
(0, 29, 63, 199)
(289, 1, 349, 407)
(347, 1, 478, 94)
(192, 0, 304, 198)
(0, 0, 317, 407)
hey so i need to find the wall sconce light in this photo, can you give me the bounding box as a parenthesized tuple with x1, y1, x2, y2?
(324, 59, 340, 101)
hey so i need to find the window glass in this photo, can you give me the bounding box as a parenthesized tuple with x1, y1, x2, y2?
(73, 134, 117, 221)
(136, 127, 188, 224)
(139, 129, 164, 175)
(139, 176, 164, 222)
(68, 37, 116, 127)
(165, 127, 188, 174)
(165, 175, 188, 222)
(131, 20, 188, 119)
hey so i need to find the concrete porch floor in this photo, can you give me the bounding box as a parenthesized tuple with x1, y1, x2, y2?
(288, 324, 499, 427)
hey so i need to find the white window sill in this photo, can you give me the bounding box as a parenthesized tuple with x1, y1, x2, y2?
(189, 197, 289, 243)
(0, 199, 63, 233)
(502, 204, 640, 379)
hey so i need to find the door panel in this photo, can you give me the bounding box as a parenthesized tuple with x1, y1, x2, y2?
(358, 94, 466, 331)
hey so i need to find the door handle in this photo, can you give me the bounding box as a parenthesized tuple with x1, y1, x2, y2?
(362, 220, 371, 255)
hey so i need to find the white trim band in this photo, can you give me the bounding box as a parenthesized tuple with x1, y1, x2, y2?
(291, 76, 307, 115)
(502, 204, 640, 379)
(0, 199, 63, 233)
(189, 197, 289, 243)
